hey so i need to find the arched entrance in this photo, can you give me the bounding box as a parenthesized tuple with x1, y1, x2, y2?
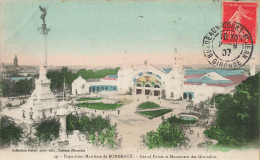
(130, 70, 165, 97)
(183, 92, 194, 100)
(183, 93, 187, 99)
(188, 93, 192, 100)
(153, 84, 160, 96)
(136, 83, 142, 95)
(144, 83, 151, 95)
(134, 80, 162, 97)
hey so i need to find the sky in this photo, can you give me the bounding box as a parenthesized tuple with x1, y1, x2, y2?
(1, 0, 259, 67)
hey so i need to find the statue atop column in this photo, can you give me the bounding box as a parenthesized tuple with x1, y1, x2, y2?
(38, 5, 50, 33)
(39, 6, 47, 24)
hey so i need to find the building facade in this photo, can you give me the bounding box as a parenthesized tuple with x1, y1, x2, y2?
(71, 53, 254, 103)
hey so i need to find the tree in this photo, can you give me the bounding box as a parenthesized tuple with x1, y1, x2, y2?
(66, 113, 81, 131)
(76, 67, 120, 80)
(0, 82, 11, 96)
(66, 114, 120, 149)
(12, 79, 33, 95)
(196, 101, 210, 127)
(47, 67, 78, 92)
(204, 73, 260, 146)
(34, 118, 60, 144)
(0, 116, 23, 148)
(144, 121, 184, 149)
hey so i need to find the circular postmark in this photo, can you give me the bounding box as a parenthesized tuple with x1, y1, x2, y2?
(202, 22, 253, 69)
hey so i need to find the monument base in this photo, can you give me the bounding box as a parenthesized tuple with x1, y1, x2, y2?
(58, 140, 69, 147)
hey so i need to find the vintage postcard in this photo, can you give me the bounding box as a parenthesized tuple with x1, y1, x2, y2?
(0, 0, 259, 160)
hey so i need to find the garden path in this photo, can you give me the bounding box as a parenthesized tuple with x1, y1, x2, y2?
(106, 95, 192, 151)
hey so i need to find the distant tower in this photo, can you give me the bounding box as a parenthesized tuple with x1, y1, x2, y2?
(172, 49, 183, 72)
(167, 48, 184, 100)
(14, 55, 18, 67)
(249, 57, 255, 76)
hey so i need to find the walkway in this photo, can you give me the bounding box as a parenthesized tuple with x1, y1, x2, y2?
(104, 95, 190, 151)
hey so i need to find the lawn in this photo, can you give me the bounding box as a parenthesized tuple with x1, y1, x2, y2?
(137, 101, 160, 109)
(76, 97, 102, 101)
(138, 109, 172, 118)
(78, 102, 123, 110)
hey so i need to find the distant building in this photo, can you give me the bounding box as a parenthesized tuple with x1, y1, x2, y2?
(183, 69, 247, 103)
(72, 75, 118, 95)
(1, 55, 19, 79)
(14, 54, 18, 67)
(1, 55, 39, 80)
(72, 76, 89, 95)
(10, 77, 32, 83)
(18, 66, 39, 77)
(1, 63, 19, 79)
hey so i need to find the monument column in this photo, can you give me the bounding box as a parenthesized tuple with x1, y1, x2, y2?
(24, 6, 56, 117)
(38, 7, 50, 80)
(59, 115, 67, 140)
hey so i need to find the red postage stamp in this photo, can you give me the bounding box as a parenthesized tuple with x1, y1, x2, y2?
(222, 2, 258, 44)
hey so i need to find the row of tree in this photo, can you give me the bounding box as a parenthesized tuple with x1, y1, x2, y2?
(0, 67, 120, 96)
(1, 79, 33, 97)
(47, 67, 120, 92)
(0, 113, 121, 149)
(0, 116, 61, 148)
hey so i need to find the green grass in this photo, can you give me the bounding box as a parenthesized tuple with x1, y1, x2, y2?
(138, 101, 160, 109)
(138, 109, 172, 118)
(167, 116, 196, 124)
(78, 102, 123, 110)
(76, 97, 102, 101)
